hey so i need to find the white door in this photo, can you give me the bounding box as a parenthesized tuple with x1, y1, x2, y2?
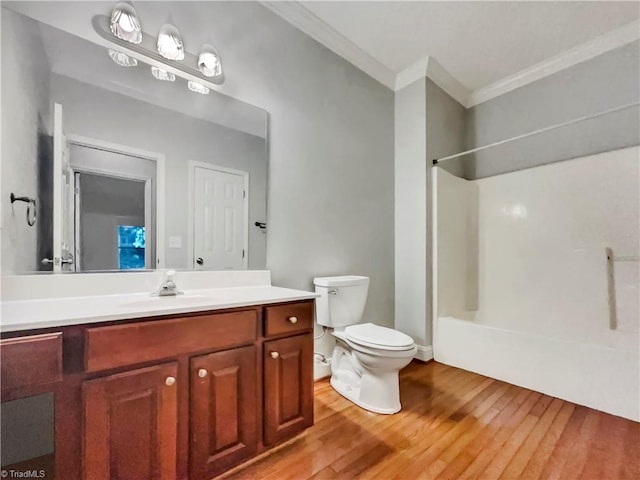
(193, 166, 247, 270)
(52, 103, 74, 272)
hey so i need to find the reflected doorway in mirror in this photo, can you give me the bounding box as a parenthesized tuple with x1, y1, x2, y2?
(189, 162, 249, 271)
(67, 134, 166, 271)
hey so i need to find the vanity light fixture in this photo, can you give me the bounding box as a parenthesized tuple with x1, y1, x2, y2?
(187, 80, 210, 95)
(197, 44, 222, 78)
(151, 66, 176, 81)
(157, 23, 185, 60)
(109, 2, 142, 44)
(108, 49, 138, 67)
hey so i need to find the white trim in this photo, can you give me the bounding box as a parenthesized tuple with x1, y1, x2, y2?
(395, 56, 429, 91)
(425, 57, 470, 107)
(187, 161, 250, 271)
(432, 166, 439, 354)
(467, 21, 640, 107)
(52, 103, 64, 272)
(263, 3, 639, 108)
(395, 57, 471, 107)
(414, 344, 434, 362)
(67, 134, 166, 269)
(260, 0, 396, 89)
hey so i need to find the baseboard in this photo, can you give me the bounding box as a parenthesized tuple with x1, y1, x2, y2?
(414, 344, 434, 362)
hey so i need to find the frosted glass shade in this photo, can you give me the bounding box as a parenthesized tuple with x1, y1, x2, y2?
(108, 49, 138, 67)
(197, 45, 222, 77)
(151, 66, 176, 81)
(157, 24, 185, 61)
(187, 81, 210, 95)
(109, 3, 142, 44)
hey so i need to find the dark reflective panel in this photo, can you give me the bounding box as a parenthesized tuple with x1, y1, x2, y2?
(1, 393, 55, 478)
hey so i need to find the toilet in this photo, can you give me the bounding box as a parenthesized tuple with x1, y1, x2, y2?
(314, 275, 417, 414)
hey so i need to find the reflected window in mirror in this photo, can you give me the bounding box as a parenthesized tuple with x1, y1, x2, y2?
(118, 225, 146, 270)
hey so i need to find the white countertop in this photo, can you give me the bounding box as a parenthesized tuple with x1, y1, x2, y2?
(0, 285, 319, 333)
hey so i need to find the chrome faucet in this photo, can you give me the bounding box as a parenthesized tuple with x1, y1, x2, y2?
(154, 270, 183, 297)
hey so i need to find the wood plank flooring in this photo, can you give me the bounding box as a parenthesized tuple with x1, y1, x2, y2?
(224, 361, 640, 480)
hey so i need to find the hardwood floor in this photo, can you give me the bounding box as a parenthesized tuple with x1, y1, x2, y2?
(223, 361, 640, 480)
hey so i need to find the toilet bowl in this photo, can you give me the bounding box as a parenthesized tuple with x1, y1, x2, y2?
(314, 276, 416, 414)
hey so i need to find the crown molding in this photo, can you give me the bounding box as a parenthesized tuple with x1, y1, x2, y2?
(467, 20, 640, 107)
(260, 1, 396, 89)
(395, 56, 429, 91)
(262, 2, 639, 109)
(424, 57, 471, 107)
(395, 56, 471, 106)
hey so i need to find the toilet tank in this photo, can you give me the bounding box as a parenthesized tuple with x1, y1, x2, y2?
(313, 276, 370, 328)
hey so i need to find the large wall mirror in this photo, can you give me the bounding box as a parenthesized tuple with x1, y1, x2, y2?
(1, 3, 268, 274)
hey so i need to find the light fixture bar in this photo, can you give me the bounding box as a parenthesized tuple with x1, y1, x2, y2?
(92, 14, 225, 86)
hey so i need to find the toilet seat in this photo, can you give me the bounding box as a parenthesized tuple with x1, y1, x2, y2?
(344, 323, 414, 351)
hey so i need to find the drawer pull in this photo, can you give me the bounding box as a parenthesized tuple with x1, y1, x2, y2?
(198, 369, 208, 378)
(165, 376, 176, 386)
(270, 351, 280, 359)
(288, 316, 298, 324)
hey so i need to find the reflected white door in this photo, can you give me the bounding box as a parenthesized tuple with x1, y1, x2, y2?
(193, 166, 248, 270)
(52, 103, 74, 272)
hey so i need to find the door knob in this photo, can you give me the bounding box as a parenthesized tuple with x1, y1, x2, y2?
(196, 257, 204, 266)
(165, 376, 176, 386)
(288, 316, 298, 324)
(270, 351, 279, 359)
(198, 369, 207, 378)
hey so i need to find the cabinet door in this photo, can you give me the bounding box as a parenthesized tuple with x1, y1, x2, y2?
(264, 334, 313, 446)
(83, 362, 178, 480)
(190, 346, 257, 480)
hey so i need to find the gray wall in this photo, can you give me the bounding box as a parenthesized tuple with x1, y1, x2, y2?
(1, 9, 51, 273)
(50, 73, 267, 270)
(466, 42, 640, 179)
(235, 6, 395, 324)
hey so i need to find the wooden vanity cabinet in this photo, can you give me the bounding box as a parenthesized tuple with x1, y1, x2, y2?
(190, 346, 258, 479)
(264, 334, 314, 446)
(83, 362, 179, 480)
(0, 299, 314, 480)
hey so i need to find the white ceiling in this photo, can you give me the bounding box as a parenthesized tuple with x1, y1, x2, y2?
(268, 1, 640, 103)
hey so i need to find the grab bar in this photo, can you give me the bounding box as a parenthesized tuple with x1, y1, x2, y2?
(606, 248, 617, 330)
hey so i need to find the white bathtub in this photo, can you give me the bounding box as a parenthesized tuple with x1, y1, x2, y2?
(434, 315, 640, 421)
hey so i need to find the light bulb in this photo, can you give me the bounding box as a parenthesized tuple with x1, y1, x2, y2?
(108, 49, 138, 67)
(197, 44, 222, 77)
(110, 3, 142, 44)
(151, 66, 176, 82)
(187, 81, 209, 95)
(157, 23, 184, 61)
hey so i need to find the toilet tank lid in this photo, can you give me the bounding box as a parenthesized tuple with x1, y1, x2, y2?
(345, 323, 414, 348)
(313, 275, 370, 287)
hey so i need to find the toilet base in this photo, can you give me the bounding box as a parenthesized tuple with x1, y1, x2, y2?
(330, 375, 400, 415)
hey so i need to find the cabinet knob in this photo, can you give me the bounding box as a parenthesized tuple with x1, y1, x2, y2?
(198, 368, 208, 378)
(288, 316, 298, 324)
(270, 351, 280, 359)
(165, 376, 176, 386)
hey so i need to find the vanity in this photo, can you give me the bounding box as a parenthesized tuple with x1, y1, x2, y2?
(1, 272, 318, 479)
(0, 3, 315, 478)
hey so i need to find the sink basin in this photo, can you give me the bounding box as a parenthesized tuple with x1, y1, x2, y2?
(121, 295, 216, 308)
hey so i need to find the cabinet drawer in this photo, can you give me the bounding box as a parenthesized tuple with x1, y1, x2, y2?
(1, 333, 63, 394)
(264, 302, 313, 338)
(86, 310, 257, 372)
